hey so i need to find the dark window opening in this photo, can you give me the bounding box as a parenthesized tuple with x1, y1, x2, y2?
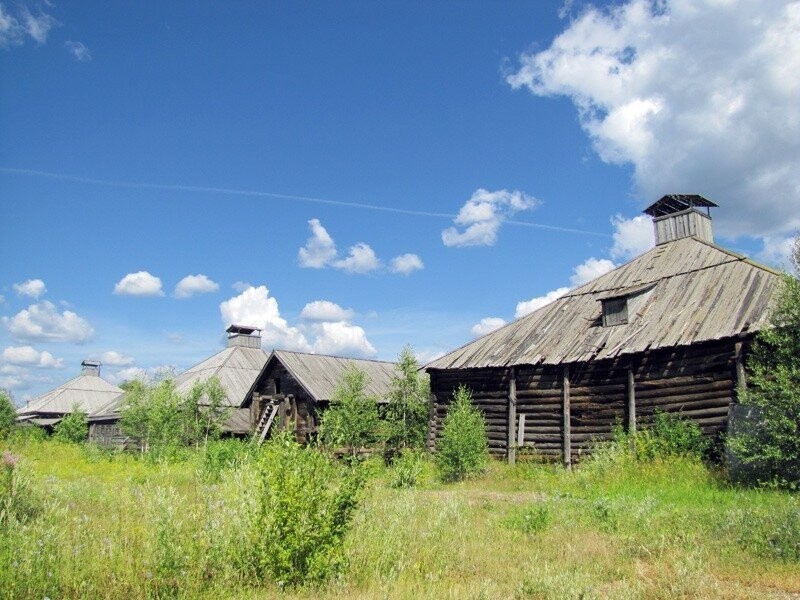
(274, 377, 281, 394)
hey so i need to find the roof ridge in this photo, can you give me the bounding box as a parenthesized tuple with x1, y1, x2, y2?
(274, 348, 396, 365)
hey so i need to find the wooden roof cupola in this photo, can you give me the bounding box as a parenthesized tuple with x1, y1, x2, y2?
(643, 194, 718, 246)
(226, 324, 262, 349)
(81, 360, 101, 376)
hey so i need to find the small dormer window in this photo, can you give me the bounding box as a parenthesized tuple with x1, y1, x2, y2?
(602, 297, 629, 327)
(598, 283, 656, 327)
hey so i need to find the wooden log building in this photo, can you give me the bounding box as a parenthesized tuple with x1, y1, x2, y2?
(17, 360, 124, 431)
(246, 350, 397, 443)
(88, 325, 268, 446)
(88, 326, 397, 447)
(425, 195, 781, 465)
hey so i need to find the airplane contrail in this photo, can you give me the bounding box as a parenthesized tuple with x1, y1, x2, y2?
(0, 166, 610, 237)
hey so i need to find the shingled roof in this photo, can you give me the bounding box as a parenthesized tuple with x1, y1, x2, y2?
(172, 345, 268, 406)
(270, 350, 397, 402)
(427, 236, 780, 370)
(18, 366, 123, 420)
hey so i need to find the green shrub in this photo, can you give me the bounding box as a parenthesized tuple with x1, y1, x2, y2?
(53, 408, 88, 444)
(200, 438, 255, 482)
(7, 424, 46, 445)
(728, 247, 800, 486)
(389, 448, 426, 488)
(633, 410, 708, 460)
(251, 432, 365, 586)
(0, 390, 16, 439)
(0, 451, 41, 526)
(383, 346, 430, 453)
(319, 366, 381, 457)
(435, 385, 489, 482)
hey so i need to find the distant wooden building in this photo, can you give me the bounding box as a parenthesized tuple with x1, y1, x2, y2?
(247, 350, 397, 443)
(17, 360, 124, 431)
(425, 195, 780, 465)
(88, 325, 268, 446)
(88, 326, 398, 448)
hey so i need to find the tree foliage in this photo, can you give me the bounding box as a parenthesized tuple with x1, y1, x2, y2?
(120, 376, 230, 457)
(0, 390, 16, 440)
(251, 432, 365, 586)
(319, 366, 380, 457)
(435, 385, 489, 482)
(53, 407, 88, 443)
(729, 237, 800, 486)
(384, 346, 430, 452)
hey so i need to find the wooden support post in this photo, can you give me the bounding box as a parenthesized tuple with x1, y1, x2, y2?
(562, 364, 571, 469)
(507, 368, 517, 465)
(627, 366, 636, 435)
(517, 413, 526, 449)
(734, 342, 747, 400)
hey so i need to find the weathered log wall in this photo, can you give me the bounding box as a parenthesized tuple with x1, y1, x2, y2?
(250, 362, 319, 442)
(428, 338, 741, 462)
(428, 368, 510, 453)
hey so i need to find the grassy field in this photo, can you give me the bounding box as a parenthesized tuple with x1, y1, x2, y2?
(1, 437, 798, 599)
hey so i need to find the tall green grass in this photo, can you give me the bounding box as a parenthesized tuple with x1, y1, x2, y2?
(1, 435, 797, 599)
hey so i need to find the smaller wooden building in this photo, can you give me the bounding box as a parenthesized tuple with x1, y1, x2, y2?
(247, 350, 397, 442)
(17, 360, 124, 431)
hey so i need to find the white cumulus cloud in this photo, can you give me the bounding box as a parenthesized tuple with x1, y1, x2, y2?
(514, 257, 616, 319)
(300, 300, 354, 323)
(515, 287, 570, 318)
(220, 286, 311, 352)
(570, 257, 617, 287)
(507, 0, 800, 244)
(113, 271, 164, 296)
(391, 253, 424, 275)
(298, 219, 338, 268)
(310, 321, 377, 358)
(471, 317, 507, 337)
(334, 243, 381, 274)
(610, 214, 654, 261)
(97, 351, 135, 367)
(2, 301, 94, 343)
(13, 279, 46, 298)
(757, 235, 796, 270)
(442, 188, 539, 247)
(174, 274, 219, 298)
(1, 345, 64, 369)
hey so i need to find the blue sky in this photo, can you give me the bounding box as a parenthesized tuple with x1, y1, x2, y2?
(2, 1, 799, 403)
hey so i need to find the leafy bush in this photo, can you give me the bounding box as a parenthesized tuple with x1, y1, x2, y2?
(435, 385, 489, 482)
(319, 366, 381, 457)
(588, 412, 707, 471)
(0, 451, 41, 526)
(120, 376, 231, 459)
(728, 241, 800, 486)
(53, 408, 88, 443)
(632, 410, 708, 460)
(389, 448, 426, 488)
(251, 432, 365, 586)
(200, 438, 255, 482)
(0, 390, 16, 439)
(383, 346, 430, 453)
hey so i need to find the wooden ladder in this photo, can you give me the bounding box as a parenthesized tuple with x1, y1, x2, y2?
(253, 404, 279, 445)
